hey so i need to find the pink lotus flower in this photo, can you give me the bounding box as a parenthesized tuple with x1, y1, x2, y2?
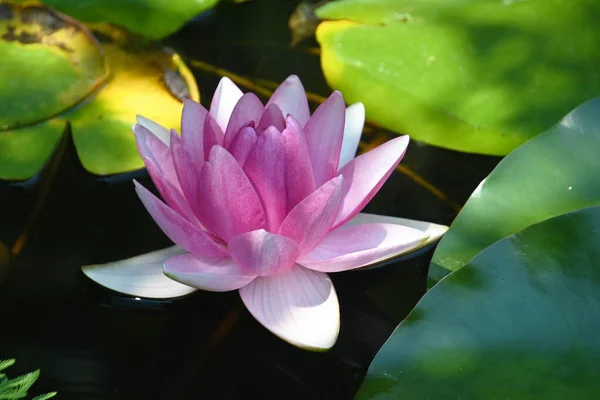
(83, 76, 447, 350)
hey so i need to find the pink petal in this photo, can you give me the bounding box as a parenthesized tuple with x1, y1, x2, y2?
(278, 175, 344, 255)
(244, 126, 287, 231)
(239, 265, 339, 351)
(181, 99, 208, 166)
(299, 223, 428, 272)
(197, 146, 266, 242)
(203, 113, 225, 161)
(82, 246, 196, 299)
(134, 181, 228, 258)
(338, 103, 365, 169)
(304, 91, 346, 186)
(266, 75, 310, 126)
(334, 135, 410, 228)
(258, 103, 286, 131)
(170, 130, 198, 211)
(210, 77, 244, 132)
(223, 93, 264, 148)
(136, 115, 170, 146)
(134, 125, 195, 220)
(143, 157, 197, 223)
(282, 116, 316, 211)
(164, 253, 255, 292)
(229, 125, 258, 166)
(134, 123, 176, 179)
(228, 229, 299, 276)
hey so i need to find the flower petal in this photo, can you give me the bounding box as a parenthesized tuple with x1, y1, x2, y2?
(283, 116, 316, 211)
(304, 91, 346, 186)
(334, 135, 410, 228)
(299, 223, 428, 272)
(258, 103, 286, 132)
(266, 75, 310, 126)
(134, 181, 228, 258)
(229, 125, 258, 166)
(210, 77, 244, 132)
(164, 253, 256, 292)
(244, 126, 287, 231)
(239, 265, 339, 351)
(170, 130, 199, 210)
(203, 113, 225, 161)
(82, 246, 196, 299)
(278, 175, 344, 254)
(134, 124, 195, 220)
(229, 229, 299, 276)
(181, 99, 208, 166)
(346, 213, 449, 263)
(133, 123, 176, 180)
(197, 146, 266, 242)
(136, 115, 171, 146)
(223, 93, 264, 148)
(338, 103, 365, 169)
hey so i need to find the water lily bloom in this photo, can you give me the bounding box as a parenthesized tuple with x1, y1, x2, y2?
(83, 75, 448, 350)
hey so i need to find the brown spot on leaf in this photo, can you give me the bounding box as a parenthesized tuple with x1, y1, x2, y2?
(164, 69, 190, 101)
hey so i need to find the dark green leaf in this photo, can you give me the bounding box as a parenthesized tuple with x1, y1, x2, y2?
(357, 206, 600, 399)
(431, 96, 600, 279)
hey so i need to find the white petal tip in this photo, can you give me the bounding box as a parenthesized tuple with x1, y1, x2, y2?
(82, 246, 196, 299)
(240, 267, 340, 352)
(347, 213, 449, 268)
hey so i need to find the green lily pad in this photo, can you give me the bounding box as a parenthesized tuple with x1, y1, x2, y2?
(0, 3, 199, 180)
(316, 0, 600, 155)
(431, 96, 600, 280)
(35, 0, 219, 39)
(356, 206, 600, 399)
(0, 2, 107, 129)
(12, 0, 219, 39)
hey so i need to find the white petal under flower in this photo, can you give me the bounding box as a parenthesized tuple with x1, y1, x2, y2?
(210, 77, 244, 132)
(136, 115, 171, 146)
(338, 102, 365, 169)
(82, 246, 196, 299)
(346, 213, 449, 266)
(239, 265, 339, 351)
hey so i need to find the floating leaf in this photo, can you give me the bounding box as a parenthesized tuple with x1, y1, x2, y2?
(316, 0, 600, 155)
(356, 206, 600, 399)
(0, 2, 107, 129)
(431, 96, 600, 281)
(27, 0, 219, 39)
(0, 3, 199, 180)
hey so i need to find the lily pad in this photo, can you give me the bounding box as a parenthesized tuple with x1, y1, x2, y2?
(356, 206, 600, 399)
(431, 96, 600, 280)
(316, 0, 600, 155)
(21, 0, 219, 39)
(0, 2, 107, 129)
(0, 4, 199, 180)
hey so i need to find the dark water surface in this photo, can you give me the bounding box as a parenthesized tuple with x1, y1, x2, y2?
(0, 1, 500, 398)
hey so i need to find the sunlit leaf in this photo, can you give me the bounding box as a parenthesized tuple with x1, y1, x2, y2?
(28, 0, 219, 39)
(431, 96, 600, 282)
(0, 2, 107, 129)
(316, 0, 600, 155)
(357, 206, 600, 399)
(0, 3, 199, 180)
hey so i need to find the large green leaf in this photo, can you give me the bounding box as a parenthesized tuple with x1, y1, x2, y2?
(431, 96, 600, 279)
(356, 206, 600, 399)
(316, 0, 600, 155)
(0, 3, 199, 180)
(0, 2, 107, 129)
(27, 0, 219, 39)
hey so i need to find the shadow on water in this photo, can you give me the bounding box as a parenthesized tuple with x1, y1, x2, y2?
(0, 0, 500, 398)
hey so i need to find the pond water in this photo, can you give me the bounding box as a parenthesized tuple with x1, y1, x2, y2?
(0, 1, 500, 398)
